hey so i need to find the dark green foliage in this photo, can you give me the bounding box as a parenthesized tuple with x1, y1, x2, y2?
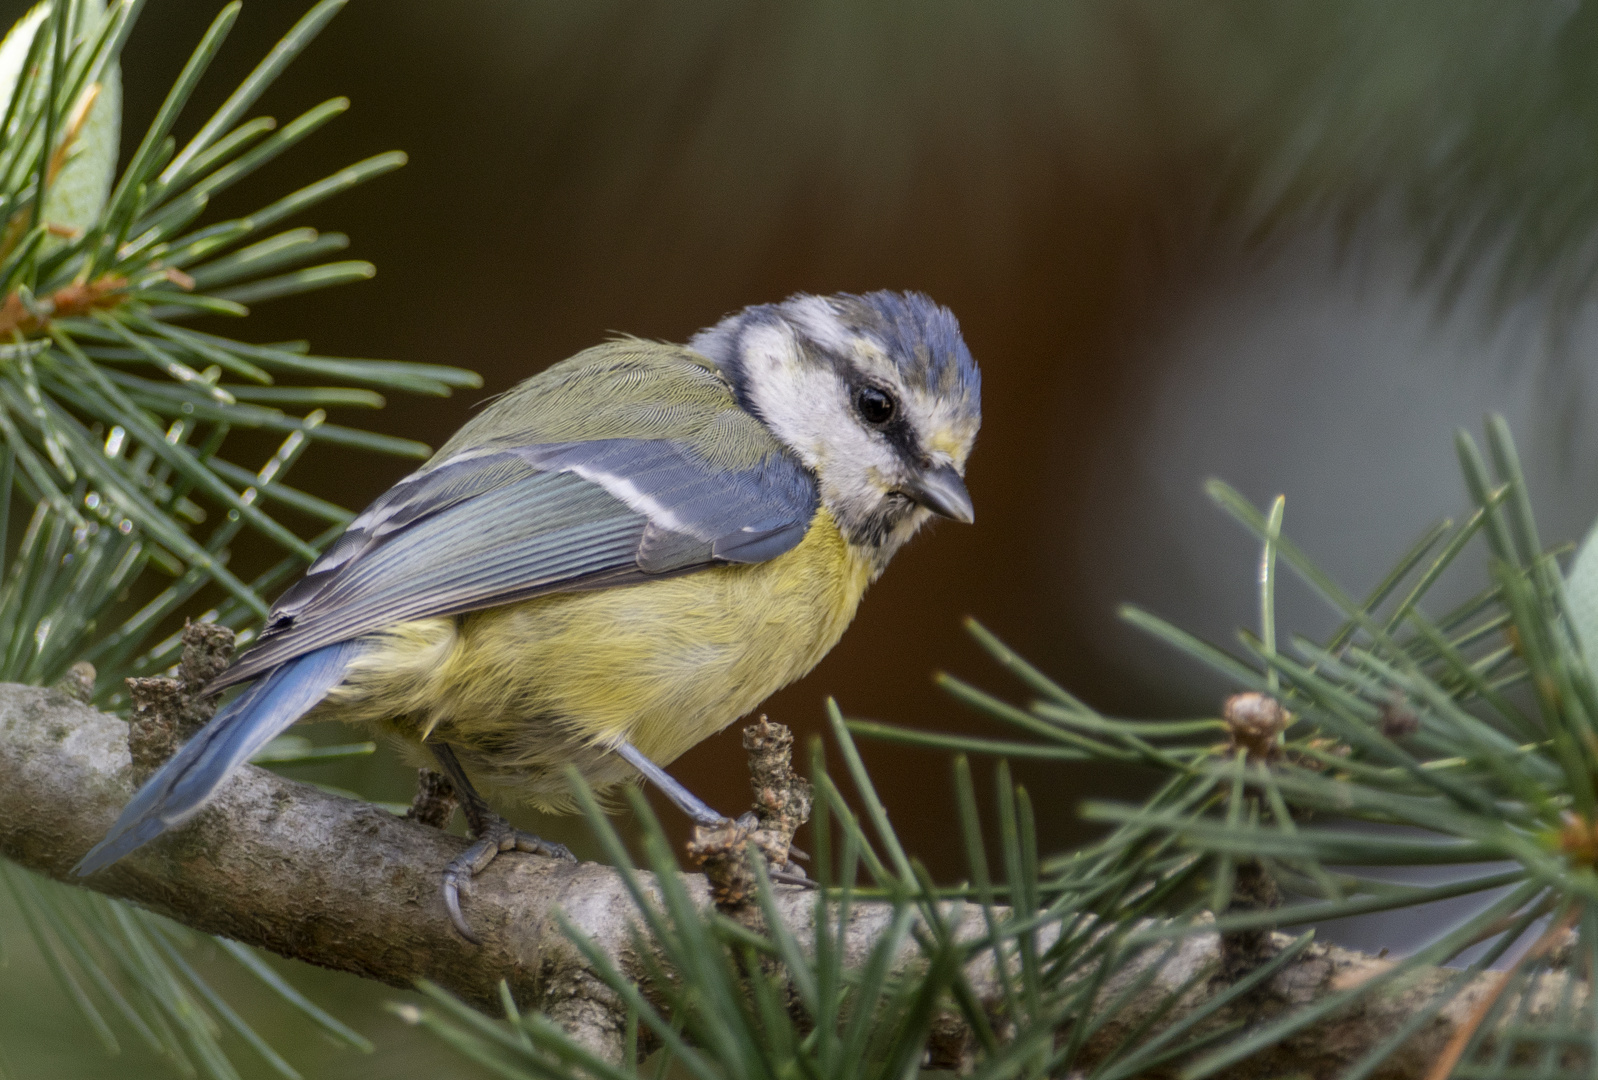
(2, 859, 372, 1079)
(0, 0, 477, 698)
(0, 2, 474, 1076)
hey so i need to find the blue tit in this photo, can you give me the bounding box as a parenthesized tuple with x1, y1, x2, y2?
(75, 290, 981, 938)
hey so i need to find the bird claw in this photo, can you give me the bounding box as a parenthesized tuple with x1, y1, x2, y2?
(770, 869, 817, 889)
(441, 815, 575, 944)
(442, 862, 480, 944)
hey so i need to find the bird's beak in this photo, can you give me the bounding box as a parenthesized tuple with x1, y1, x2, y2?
(904, 464, 975, 524)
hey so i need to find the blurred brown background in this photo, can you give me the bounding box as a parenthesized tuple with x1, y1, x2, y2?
(92, 0, 1598, 872)
(12, 1, 1598, 1074)
(107, 0, 1180, 870)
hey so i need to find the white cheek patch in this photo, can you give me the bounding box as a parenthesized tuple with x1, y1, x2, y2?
(738, 321, 922, 516)
(738, 323, 848, 470)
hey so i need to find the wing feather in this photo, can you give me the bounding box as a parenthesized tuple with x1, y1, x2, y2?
(215, 442, 818, 690)
(212, 346, 821, 692)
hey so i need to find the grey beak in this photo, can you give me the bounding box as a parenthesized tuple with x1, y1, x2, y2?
(904, 464, 975, 524)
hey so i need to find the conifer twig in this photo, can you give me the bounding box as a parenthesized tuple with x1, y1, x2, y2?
(0, 680, 1568, 1076)
(686, 716, 812, 911)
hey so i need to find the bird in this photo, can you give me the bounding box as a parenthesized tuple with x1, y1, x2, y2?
(74, 290, 982, 940)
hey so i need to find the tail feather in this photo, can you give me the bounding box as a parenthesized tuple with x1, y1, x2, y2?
(74, 640, 362, 876)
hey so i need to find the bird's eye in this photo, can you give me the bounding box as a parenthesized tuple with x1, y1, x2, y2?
(855, 386, 896, 426)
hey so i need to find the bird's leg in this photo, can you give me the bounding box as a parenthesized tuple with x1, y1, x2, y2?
(619, 737, 813, 892)
(614, 739, 755, 829)
(428, 742, 575, 944)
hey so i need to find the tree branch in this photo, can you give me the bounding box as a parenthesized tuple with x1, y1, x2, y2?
(0, 681, 1557, 1077)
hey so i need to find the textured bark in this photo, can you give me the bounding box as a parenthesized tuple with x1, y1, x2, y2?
(0, 680, 961, 1065)
(0, 681, 1555, 1078)
(1077, 926, 1582, 1080)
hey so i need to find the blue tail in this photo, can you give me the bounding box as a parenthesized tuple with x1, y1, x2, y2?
(74, 641, 362, 876)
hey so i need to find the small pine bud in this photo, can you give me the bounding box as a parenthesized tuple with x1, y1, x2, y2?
(1223, 692, 1291, 760)
(1379, 697, 1419, 739)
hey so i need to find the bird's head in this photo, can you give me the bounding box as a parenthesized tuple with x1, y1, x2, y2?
(690, 291, 982, 570)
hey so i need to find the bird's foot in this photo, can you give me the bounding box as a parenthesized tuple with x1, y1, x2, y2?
(442, 814, 575, 944)
(614, 736, 816, 894)
(770, 868, 815, 888)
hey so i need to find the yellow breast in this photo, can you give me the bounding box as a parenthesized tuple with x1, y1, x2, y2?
(317, 509, 873, 809)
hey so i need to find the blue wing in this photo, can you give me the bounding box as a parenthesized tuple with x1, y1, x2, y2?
(214, 437, 818, 688)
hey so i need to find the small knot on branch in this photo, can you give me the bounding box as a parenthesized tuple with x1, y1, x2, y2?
(179, 622, 234, 688)
(686, 819, 760, 910)
(0, 274, 126, 338)
(687, 716, 812, 912)
(1557, 811, 1598, 868)
(744, 715, 812, 839)
(1215, 695, 1290, 977)
(52, 661, 96, 704)
(1219, 862, 1282, 979)
(1379, 695, 1420, 739)
(126, 622, 234, 780)
(1223, 692, 1291, 761)
(405, 768, 459, 830)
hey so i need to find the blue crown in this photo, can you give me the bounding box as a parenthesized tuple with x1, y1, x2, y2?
(835, 290, 981, 408)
